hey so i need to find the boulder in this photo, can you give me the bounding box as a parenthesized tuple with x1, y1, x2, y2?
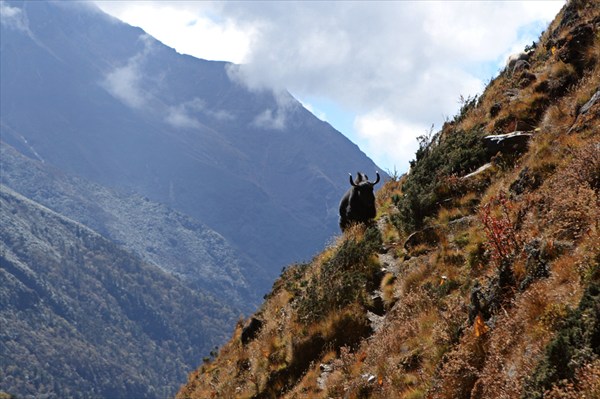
(484, 131, 533, 157)
(557, 24, 595, 74)
(569, 90, 600, 133)
(512, 59, 530, 74)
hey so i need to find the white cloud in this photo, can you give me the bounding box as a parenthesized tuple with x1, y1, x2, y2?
(166, 103, 202, 129)
(355, 111, 426, 174)
(165, 98, 235, 129)
(94, 0, 566, 170)
(0, 1, 28, 32)
(249, 90, 297, 130)
(252, 108, 285, 130)
(94, 1, 253, 63)
(223, 1, 565, 170)
(102, 34, 156, 109)
(104, 61, 147, 108)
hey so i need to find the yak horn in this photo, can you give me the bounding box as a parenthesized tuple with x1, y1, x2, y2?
(370, 171, 380, 185)
(349, 173, 357, 187)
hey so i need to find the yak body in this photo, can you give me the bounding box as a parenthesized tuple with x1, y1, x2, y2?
(339, 172, 380, 231)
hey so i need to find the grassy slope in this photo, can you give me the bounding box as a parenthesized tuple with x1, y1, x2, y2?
(177, 1, 600, 398)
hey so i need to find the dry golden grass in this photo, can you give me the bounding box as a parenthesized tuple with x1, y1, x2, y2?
(436, 206, 467, 225)
(380, 272, 397, 307)
(178, 3, 600, 398)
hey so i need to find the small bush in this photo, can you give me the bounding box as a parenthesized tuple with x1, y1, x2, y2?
(294, 226, 382, 324)
(478, 192, 523, 269)
(394, 128, 488, 233)
(522, 276, 600, 399)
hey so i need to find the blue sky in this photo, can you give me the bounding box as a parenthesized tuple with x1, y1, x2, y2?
(95, 1, 565, 173)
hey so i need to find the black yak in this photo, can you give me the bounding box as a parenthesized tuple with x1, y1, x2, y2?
(339, 171, 380, 231)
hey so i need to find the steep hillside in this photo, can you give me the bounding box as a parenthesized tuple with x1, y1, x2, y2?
(177, 1, 600, 398)
(0, 0, 383, 293)
(1, 142, 261, 311)
(0, 185, 237, 398)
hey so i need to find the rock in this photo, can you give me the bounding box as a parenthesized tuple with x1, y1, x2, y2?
(509, 166, 544, 195)
(512, 59, 530, 74)
(579, 90, 600, 115)
(484, 131, 533, 157)
(569, 90, 600, 133)
(504, 88, 520, 99)
(362, 373, 377, 384)
(240, 317, 263, 345)
(557, 24, 595, 74)
(367, 311, 385, 333)
(367, 293, 385, 316)
(506, 51, 532, 71)
(462, 163, 493, 180)
(319, 363, 332, 372)
(447, 215, 477, 233)
(317, 363, 334, 390)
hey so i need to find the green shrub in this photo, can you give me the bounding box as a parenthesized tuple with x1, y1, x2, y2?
(522, 275, 600, 399)
(394, 128, 488, 233)
(295, 227, 382, 324)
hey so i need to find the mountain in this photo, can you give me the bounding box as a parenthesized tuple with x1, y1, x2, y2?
(177, 1, 600, 398)
(0, 0, 384, 297)
(1, 1, 385, 397)
(1, 142, 261, 311)
(0, 185, 236, 398)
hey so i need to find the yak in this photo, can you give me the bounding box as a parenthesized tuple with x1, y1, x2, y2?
(339, 171, 380, 231)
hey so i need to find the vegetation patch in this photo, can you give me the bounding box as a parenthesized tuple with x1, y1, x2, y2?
(522, 273, 600, 399)
(393, 127, 488, 234)
(295, 226, 383, 324)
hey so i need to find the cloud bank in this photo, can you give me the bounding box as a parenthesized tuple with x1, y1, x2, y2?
(217, 1, 563, 170)
(95, 1, 565, 171)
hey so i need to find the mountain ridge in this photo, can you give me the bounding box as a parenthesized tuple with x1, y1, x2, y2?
(1, 141, 261, 311)
(0, 184, 237, 398)
(1, 0, 384, 293)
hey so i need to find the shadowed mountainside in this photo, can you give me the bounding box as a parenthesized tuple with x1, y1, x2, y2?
(0, 185, 237, 398)
(0, 0, 383, 296)
(1, 142, 261, 311)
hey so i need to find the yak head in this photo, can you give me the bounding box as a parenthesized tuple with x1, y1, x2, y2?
(349, 171, 380, 205)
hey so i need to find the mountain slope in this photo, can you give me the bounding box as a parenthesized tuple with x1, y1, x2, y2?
(0, 0, 384, 292)
(0, 141, 262, 311)
(177, 1, 600, 398)
(0, 185, 236, 398)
